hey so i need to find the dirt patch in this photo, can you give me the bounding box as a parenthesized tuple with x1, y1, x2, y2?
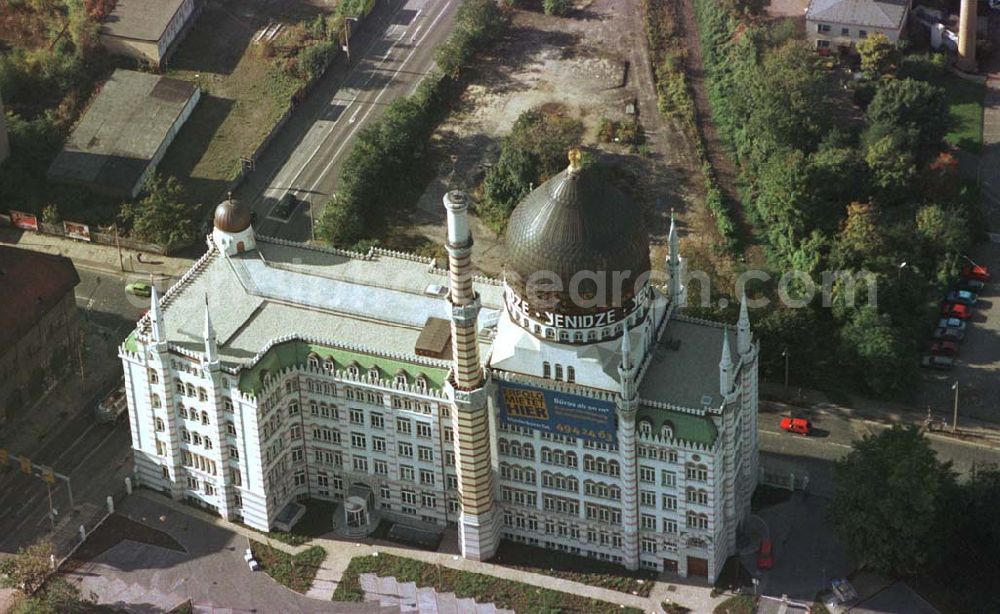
(0, 1, 57, 51)
(385, 0, 698, 278)
(61, 513, 186, 573)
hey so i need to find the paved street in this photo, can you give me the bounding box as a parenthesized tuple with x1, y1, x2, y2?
(235, 0, 460, 241)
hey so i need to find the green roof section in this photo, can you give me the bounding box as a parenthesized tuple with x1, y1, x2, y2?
(123, 330, 139, 354)
(636, 405, 718, 447)
(237, 340, 450, 396)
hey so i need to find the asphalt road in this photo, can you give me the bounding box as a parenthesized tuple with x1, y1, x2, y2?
(235, 0, 459, 241)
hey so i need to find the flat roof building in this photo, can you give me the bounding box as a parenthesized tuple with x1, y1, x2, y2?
(99, 0, 198, 67)
(47, 70, 200, 199)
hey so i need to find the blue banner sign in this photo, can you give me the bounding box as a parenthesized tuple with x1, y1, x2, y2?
(496, 381, 617, 444)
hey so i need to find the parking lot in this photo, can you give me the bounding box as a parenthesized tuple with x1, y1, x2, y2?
(921, 243, 1000, 423)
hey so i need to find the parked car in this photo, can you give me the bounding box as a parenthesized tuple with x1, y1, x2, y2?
(757, 538, 774, 570)
(937, 317, 967, 331)
(780, 417, 812, 435)
(932, 327, 965, 342)
(125, 282, 152, 297)
(962, 264, 991, 282)
(930, 340, 959, 357)
(921, 355, 955, 370)
(940, 302, 971, 319)
(274, 192, 299, 219)
(956, 278, 985, 292)
(945, 290, 977, 306)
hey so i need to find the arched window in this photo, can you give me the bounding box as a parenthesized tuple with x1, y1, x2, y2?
(178, 405, 187, 420)
(560, 330, 569, 341)
(567, 366, 575, 383)
(415, 374, 428, 391)
(368, 366, 380, 380)
(201, 411, 209, 425)
(151, 394, 161, 408)
(545, 328, 555, 339)
(198, 388, 208, 402)
(347, 362, 360, 377)
(588, 330, 597, 341)
(204, 437, 213, 450)
(154, 417, 164, 432)
(554, 364, 563, 381)
(661, 422, 674, 440)
(323, 359, 334, 373)
(542, 362, 551, 378)
(307, 353, 320, 369)
(395, 370, 408, 386)
(186, 384, 196, 397)
(638, 419, 652, 437)
(574, 331, 583, 342)
(175, 379, 184, 394)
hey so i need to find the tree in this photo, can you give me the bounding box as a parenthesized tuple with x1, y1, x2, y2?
(4, 540, 55, 595)
(483, 146, 538, 220)
(864, 132, 916, 194)
(119, 175, 196, 252)
(864, 79, 946, 158)
(916, 203, 969, 256)
(11, 577, 100, 614)
(857, 32, 900, 77)
(543, 0, 569, 16)
(835, 304, 918, 396)
(41, 204, 61, 225)
(829, 426, 955, 575)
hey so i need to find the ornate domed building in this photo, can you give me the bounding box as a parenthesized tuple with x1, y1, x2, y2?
(120, 158, 758, 582)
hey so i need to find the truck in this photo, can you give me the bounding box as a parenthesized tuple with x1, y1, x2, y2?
(95, 380, 128, 424)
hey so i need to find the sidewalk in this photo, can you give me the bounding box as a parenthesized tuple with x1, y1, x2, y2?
(0, 227, 195, 278)
(134, 489, 726, 613)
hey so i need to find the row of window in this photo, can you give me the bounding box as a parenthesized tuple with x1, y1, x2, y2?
(816, 23, 871, 39)
(541, 362, 576, 383)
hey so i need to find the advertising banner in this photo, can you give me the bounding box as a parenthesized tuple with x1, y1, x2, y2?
(64, 221, 92, 242)
(496, 381, 617, 444)
(10, 211, 38, 231)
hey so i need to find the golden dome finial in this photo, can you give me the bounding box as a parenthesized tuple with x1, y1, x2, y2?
(567, 148, 582, 174)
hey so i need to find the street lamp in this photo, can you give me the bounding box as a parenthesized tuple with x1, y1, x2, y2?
(897, 261, 907, 280)
(342, 17, 359, 64)
(781, 348, 789, 390)
(952, 380, 960, 432)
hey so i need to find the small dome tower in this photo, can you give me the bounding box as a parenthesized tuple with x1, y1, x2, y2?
(212, 194, 255, 256)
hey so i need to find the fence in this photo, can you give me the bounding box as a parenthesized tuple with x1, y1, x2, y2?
(50, 477, 133, 570)
(759, 465, 809, 492)
(0, 213, 168, 255)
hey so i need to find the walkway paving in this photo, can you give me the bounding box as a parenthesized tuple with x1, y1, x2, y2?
(134, 490, 727, 612)
(0, 227, 195, 277)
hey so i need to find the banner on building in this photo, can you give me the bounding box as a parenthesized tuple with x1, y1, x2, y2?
(64, 221, 92, 242)
(496, 381, 617, 444)
(10, 211, 38, 231)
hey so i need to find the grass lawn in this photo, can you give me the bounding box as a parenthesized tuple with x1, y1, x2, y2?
(249, 540, 326, 593)
(713, 594, 756, 614)
(332, 552, 644, 613)
(941, 74, 985, 153)
(492, 540, 656, 597)
(157, 0, 329, 211)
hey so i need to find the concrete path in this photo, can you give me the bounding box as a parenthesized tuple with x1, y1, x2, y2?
(134, 489, 727, 612)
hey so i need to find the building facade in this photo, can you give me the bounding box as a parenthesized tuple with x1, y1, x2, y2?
(0, 247, 81, 423)
(121, 159, 759, 581)
(806, 0, 911, 49)
(99, 0, 198, 67)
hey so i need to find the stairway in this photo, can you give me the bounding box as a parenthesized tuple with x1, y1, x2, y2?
(359, 574, 515, 614)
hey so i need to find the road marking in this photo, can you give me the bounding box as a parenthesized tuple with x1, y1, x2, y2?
(253, 0, 424, 205)
(410, 24, 423, 41)
(759, 430, 853, 449)
(308, 0, 453, 194)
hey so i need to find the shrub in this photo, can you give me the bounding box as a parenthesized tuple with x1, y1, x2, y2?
(297, 40, 338, 81)
(543, 0, 570, 15)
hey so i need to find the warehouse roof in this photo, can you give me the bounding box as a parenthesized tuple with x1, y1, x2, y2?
(100, 0, 191, 42)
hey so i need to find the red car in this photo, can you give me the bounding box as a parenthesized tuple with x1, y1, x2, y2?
(940, 302, 971, 320)
(961, 264, 991, 282)
(780, 417, 812, 435)
(930, 340, 959, 357)
(757, 538, 774, 570)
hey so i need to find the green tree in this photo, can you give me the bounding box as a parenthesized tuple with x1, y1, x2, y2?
(119, 175, 196, 252)
(857, 32, 900, 77)
(864, 79, 946, 157)
(483, 146, 538, 221)
(11, 577, 100, 614)
(4, 540, 54, 595)
(864, 132, 916, 193)
(916, 203, 969, 256)
(830, 426, 955, 575)
(543, 0, 569, 16)
(836, 305, 917, 396)
(41, 204, 61, 225)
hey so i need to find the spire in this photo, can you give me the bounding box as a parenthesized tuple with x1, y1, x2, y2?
(668, 211, 679, 258)
(738, 290, 752, 355)
(621, 327, 632, 371)
(719, 326, 732, 395)
(203, 297, 218, 364)
(619, 328, 636, 402)
(149, 283, 164, 344)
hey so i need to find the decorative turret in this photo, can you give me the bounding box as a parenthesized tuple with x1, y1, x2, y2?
(212, 194, 256, 256)
(203, 298, 218, 366)
(667, 212, 685, 306)
(149, 284, 165, 345)
(737, 291, 752, 356)
(719, 326, 732, 396)
(618, 327, 636, 402)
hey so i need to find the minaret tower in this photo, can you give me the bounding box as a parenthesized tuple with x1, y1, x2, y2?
(201, 298, 234, 521)
(617, 328, 641, 571)
(443, 190, 499, 561)
(719, 326, 732, 396)
(667, 213, 685, 307)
